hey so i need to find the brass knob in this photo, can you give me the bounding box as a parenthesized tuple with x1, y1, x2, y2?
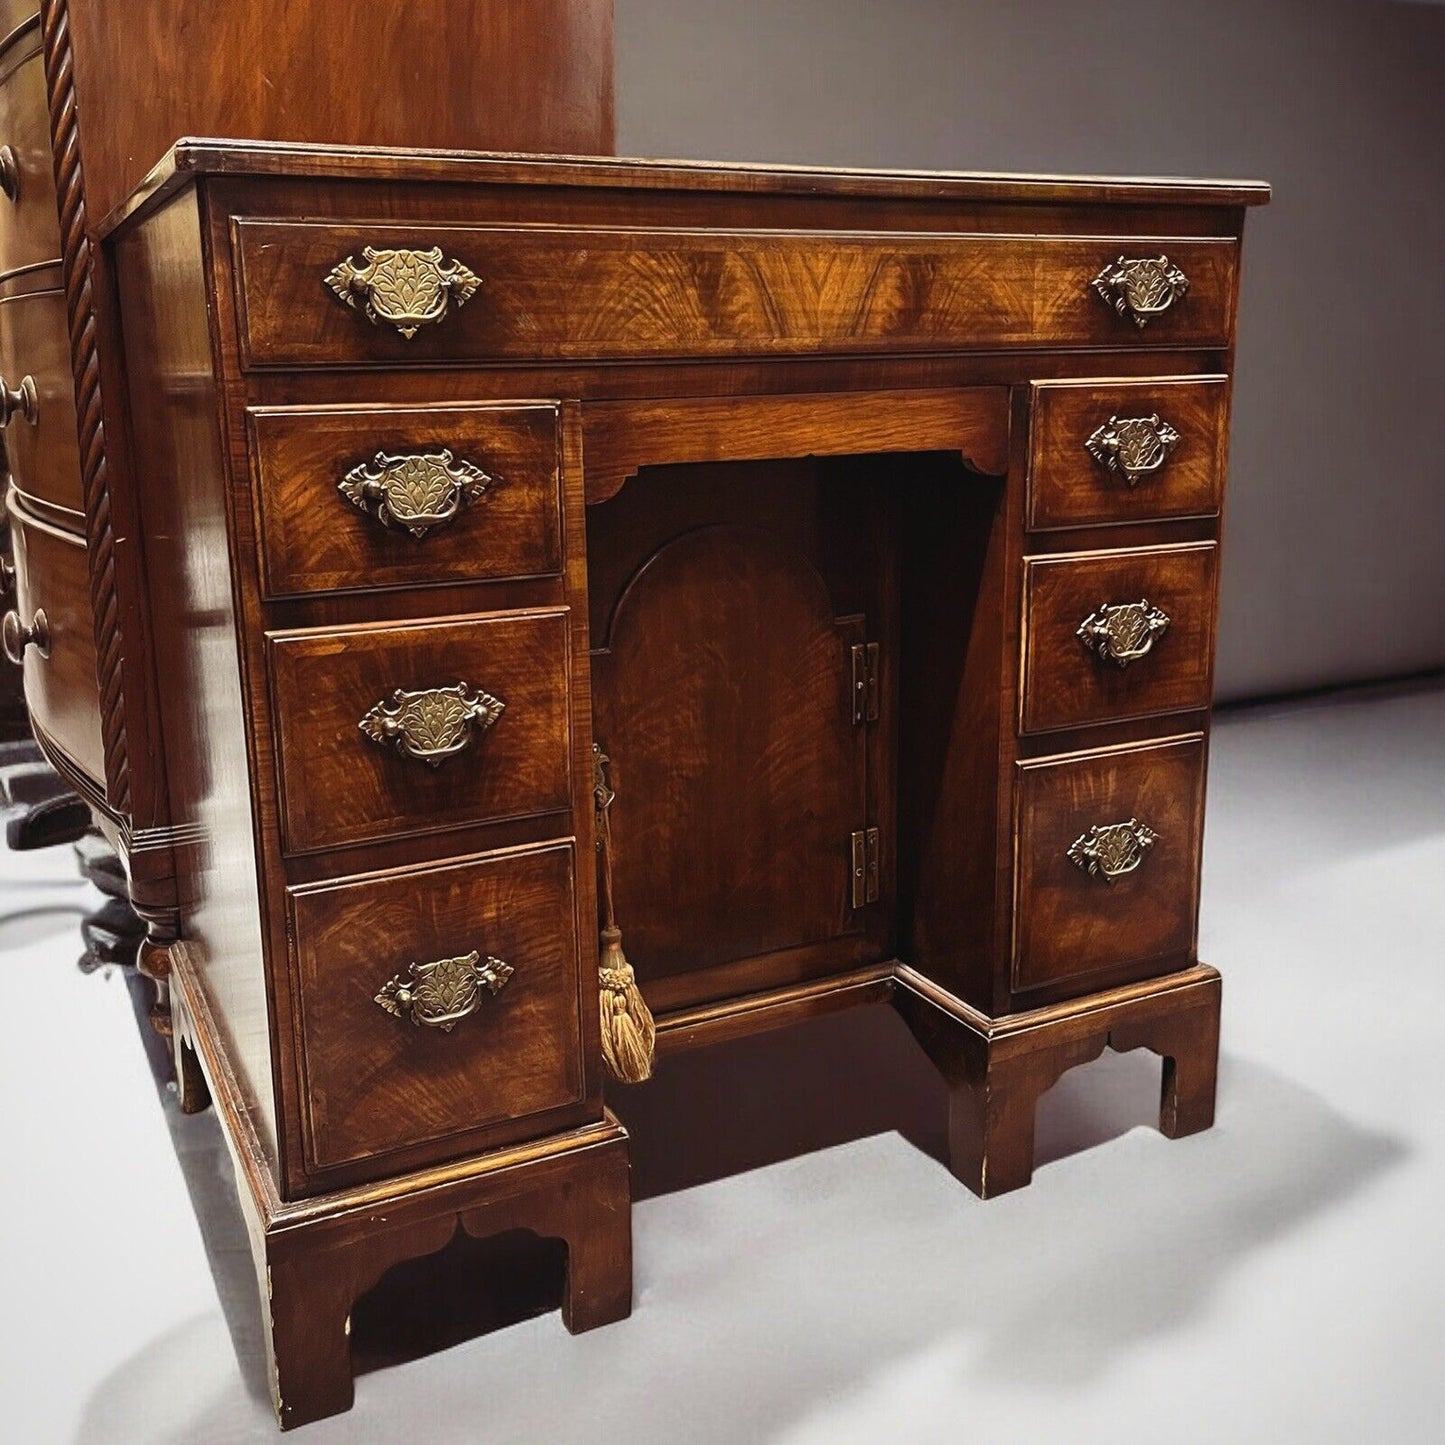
(373, 950, 514, 1031)
(0, 145, 17, 203)
(2, 607, 49, 664)
(0, 374, 38, 428)
(1092, 255, 1190, 328)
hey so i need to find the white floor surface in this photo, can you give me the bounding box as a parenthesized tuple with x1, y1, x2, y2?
(1, 681, 1441, 1443)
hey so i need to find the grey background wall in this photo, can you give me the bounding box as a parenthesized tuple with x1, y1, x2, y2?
(614, 0, 1445, 702)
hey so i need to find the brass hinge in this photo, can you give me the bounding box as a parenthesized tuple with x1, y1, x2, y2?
(850, 827, 880, 910)
(851, 642, 880, 724)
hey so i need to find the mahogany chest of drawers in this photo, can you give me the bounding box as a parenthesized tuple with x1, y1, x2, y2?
(12, 124, 1266, 1426)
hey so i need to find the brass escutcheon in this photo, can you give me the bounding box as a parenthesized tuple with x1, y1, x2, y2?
(358, 682, 505, 767)
(1085, 413, 1181, 486)
(1091, 255, 1189, 327)
(373, 950, 514, 1031)
(1076, 598, 1171, 667)
(1067, 817, 1159, 882)
(339, 449, 493, 539)
(324, 245, 481, 339)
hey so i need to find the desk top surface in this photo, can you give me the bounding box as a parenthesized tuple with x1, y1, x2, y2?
(106, 138, 1271, 236)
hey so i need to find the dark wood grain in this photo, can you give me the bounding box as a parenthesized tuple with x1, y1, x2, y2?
(267, 608, 573, 854)
(0, 284, 81, 514)
(1028, 375, 1230, 531)
(233, 221, 1241, 368)
(1020, 541, 1219, 732)
(582, 387, 1009, 503)
(0, 25, 60, 279)
(593, 521, 870, 985)
(63, 0, 615, 223)
(248, 401, 562, 598)
(59, 127, 1264, 1426)
(1012, 733, 1207, 994)
(289, 842, 586, 1175)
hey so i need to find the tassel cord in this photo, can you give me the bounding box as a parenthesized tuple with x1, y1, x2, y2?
(592, 745, 657, 1083)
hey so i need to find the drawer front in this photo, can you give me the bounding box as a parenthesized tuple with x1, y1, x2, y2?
(1028, 376, 1229, 530)
(7, 497, 103, 781)
(290, 842, 586, 1173)
(268, 608, 572, 853)
(0, 42, 61, 278)
(249, 401, 562, 598)
(0, 288, 84, 516)
(1021, 542, 1218, 734)
(233, 220, 1239, 368)
(1013, 734, 1205, 995)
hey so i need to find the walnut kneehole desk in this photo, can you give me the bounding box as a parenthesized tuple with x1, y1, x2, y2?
(36, 143, 1267, 1427)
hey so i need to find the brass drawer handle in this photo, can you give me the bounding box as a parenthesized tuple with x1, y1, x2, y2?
(0, 374, 38, 428)
(0, 145, 18, 203)
(2, 607, 49, 664)
(374, 949, 514, 1032)
(1067, 817, 1158, 882)
(324, 245, 482, 339)
(1085, 413, 1180, 486)
(1077, 598, 1171, 667)
(358, 681, 505, 767)
(339, 448, 493, 539)
(1092, 255, 1189, 327)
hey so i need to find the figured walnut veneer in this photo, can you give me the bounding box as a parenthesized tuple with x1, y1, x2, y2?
(8, 124, 1265, 1427)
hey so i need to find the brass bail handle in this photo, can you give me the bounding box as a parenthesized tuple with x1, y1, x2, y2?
(1067, 817, 1159, 882)
(338, 449, 493, 539)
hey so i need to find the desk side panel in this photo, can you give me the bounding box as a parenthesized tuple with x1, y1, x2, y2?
(110, 189, 279, 1170)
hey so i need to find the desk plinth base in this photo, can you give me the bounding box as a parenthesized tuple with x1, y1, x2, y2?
(166, 949, 632, 1431)
(894, 964, 1221, 1198)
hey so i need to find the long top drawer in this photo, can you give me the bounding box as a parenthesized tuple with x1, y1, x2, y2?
(233, 220, 1240, 369)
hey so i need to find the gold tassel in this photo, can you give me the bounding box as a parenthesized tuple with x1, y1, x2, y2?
(593, 746, 656, 1083)
(599, 926, 655, 1083)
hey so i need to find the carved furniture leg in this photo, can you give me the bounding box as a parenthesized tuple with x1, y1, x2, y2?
(895, 964, 1222, 1199)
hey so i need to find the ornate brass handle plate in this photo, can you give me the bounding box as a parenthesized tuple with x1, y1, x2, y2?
(339, 449, 493, 539)
(324, 245, 481, 339)
(1085, 413, 1180, 486)
(359, 681, 505, 767)
(1077, 598, 1171, 667)
(0, 374, 38, 428)
(1092, 255, 1189, 327)
(2, 607, 48, 664)
(374, 950, 514, 1032)
(0, 145, 18, 203)
(1067, 817, 1159, 882)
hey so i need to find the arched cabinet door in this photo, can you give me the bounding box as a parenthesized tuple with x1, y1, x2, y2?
(591, 523, 872, 998)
